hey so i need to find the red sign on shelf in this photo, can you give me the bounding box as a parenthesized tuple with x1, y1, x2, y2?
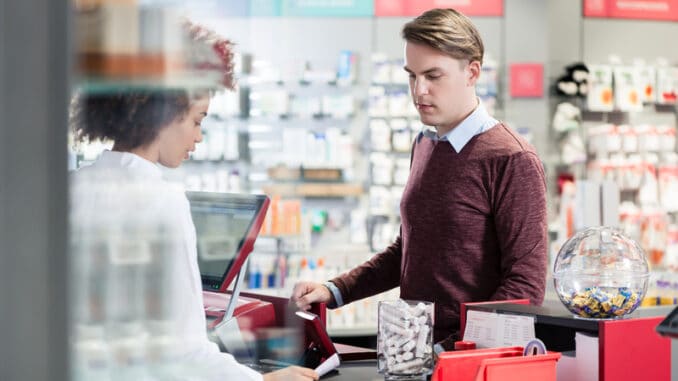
(510, 63, 544, 98)
(375, 0, 503, 17)
(583, 0, 678, 21)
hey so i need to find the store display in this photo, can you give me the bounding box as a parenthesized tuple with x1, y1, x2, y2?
(552, 56, 678, 273)
(643, 270, 678, 306)
(582, 118, 677, 262)
(336, 50, 359, 87)
(613, 66, 643, 112)
(476, 56, 499, 115)
(553, 227, 650, 319)
(552, 102, 586, 166)
(241, 54, 364, 201)
(637, 64, 657, 103)
(377, 299, 434, 380)
(656, 65, 678, 104)
(555, 62, 589, 97)
(587, 64, 614, 112)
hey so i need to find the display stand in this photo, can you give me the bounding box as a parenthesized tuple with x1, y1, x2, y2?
(462, 302, 671, 381)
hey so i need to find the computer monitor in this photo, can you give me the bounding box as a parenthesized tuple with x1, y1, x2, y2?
(656, 305, 678, 339)
(186, 191, 270, 293)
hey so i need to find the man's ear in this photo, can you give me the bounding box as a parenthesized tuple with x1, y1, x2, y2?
(467, 60, 481, 86)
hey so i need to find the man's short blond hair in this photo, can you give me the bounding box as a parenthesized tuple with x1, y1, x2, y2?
(401, 8, 484, 65)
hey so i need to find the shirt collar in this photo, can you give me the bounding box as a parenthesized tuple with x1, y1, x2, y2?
(98, 150, 163, 179)
(421, 98, 498, 153)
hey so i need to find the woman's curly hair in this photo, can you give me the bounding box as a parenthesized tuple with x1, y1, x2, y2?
(70, 89, 190, 150)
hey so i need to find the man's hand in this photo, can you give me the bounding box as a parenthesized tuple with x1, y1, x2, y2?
(291, 282, 332, 311)
(263, 366, 318, 381)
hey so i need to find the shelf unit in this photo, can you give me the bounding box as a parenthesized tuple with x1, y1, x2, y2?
(549, 63, 678, 308)
(262, 183, 364, 198)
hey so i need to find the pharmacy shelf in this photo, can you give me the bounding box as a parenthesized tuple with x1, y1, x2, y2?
(241, 77, 365, 92)
(246, 115, 356, 124)
(262, 183, 364, 198)
(327, 325, 376, 337)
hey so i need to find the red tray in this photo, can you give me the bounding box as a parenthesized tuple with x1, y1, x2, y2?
(432, 346, 561, 381)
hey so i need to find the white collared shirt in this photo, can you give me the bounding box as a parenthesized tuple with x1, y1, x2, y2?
(420, 99, 498, 153)
(73, 150, 262, 381)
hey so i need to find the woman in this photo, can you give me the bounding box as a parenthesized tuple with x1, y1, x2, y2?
(70, 88, 318, 381)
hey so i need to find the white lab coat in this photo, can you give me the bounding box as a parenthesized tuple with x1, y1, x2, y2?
(73, 150, 262, 381)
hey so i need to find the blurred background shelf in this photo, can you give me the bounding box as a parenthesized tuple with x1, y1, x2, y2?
(262, 183, 364, 198)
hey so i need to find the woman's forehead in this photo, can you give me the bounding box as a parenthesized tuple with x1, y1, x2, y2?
(191, 97, 210, 109)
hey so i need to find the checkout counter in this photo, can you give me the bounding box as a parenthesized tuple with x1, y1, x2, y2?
(188, 192, 677, 380)
(460, 300, 674, 381)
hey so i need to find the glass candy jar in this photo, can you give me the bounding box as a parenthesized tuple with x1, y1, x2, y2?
(553, 227, 650, 319)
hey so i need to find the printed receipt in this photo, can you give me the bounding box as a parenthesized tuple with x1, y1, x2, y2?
(314, 353, 340, 377)
(462, 310, 535, 348)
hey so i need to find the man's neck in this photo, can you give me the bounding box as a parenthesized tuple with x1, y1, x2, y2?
(435, 97, 479, 137)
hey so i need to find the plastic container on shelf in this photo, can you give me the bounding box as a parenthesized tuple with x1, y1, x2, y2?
(553, 226, 650, 319)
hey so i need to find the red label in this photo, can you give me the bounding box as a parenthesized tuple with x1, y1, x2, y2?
(583, 0, 678, 21)
(510, 63, 544, 98)
(375, 0, 503, 17)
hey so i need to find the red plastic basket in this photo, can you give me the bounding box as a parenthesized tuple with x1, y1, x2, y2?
(431, 347, 561, 381)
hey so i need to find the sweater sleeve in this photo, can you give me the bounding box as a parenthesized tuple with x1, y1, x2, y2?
(489, 151, 548, 305)
(328, 233, 403, 307)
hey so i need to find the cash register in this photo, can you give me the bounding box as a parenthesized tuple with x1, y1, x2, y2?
(188, 191, 340, 372)
(187, 191, 274, 330)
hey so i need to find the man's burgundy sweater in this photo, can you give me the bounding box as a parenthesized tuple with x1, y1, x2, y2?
(330, 123, 548, 345)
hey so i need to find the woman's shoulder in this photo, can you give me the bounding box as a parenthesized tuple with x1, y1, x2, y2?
(72, 169, 188, 208)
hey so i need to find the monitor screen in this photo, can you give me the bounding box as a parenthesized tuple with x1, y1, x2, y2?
(187, 192, 270, 292)
(656, 304, 678, 339)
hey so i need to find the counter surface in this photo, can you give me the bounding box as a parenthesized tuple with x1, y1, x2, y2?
(325, 360, 381, 381)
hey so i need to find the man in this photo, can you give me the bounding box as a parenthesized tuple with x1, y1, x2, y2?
(292, 8, 547, 351)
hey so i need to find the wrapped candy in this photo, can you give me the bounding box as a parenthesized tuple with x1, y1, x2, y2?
(563, 286, 642, 318)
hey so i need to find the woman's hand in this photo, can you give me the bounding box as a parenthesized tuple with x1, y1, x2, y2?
(262, 366, 319, 381)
